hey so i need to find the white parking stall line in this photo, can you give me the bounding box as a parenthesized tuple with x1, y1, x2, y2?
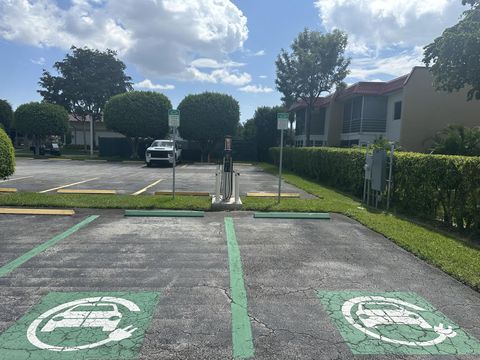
(180, 165, 188, 169)
(38, 178, 99, 194)
(131, 179, 164, 196)
(0, 176, 33, 183)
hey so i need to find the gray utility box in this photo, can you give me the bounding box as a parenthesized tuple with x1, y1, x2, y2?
(371, 149, 387, 192)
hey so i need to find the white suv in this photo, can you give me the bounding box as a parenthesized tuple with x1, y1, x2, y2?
(145, 140, 181, 167)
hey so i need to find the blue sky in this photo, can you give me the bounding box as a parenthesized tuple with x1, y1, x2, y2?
(0, 0, 467, 121)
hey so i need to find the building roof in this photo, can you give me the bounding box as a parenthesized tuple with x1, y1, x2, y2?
(289, 67, 421, 111)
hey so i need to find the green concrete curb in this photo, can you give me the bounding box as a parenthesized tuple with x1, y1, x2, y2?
(124, 210, 205, 217)
(254, 212, 330, 219)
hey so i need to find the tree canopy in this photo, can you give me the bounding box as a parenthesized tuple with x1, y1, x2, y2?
(0, 99, 13, 131)
(276, 28, 350, 146)
(104, 91, 172, 157)
(253, 106, 286, 161)
(14, 102, 68, 154)
(38, 46, 132, 150)
(423, 2, 480, 100)
(178, 92, 240, 161)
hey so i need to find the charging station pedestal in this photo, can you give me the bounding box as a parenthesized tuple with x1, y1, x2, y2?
(212, 136, 243, 210)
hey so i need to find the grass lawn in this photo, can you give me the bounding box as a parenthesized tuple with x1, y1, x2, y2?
(0, 193, 211, 211)
(244, 163, 480, 291)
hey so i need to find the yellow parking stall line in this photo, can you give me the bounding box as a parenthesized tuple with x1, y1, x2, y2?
(246, 192, 300, 198)
(0, 208, 75, 216)
(0, 188, 17, 193)
(57, 189, 117, 195)
(154, 191, 210, 196)
(0, 176, 32, 183)
(38, 178, 99, 193)
(47, 158, 72, 161)
(131, 179, 164, 196)
(180, 164, 188, 169)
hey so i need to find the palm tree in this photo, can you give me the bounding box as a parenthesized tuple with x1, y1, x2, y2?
(430, 124, 480, 156)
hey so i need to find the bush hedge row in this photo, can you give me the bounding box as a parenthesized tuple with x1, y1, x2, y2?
(270, 147, 480, 233)
(0, 127, 15, 179)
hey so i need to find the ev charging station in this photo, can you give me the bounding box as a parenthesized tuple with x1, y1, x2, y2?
(212, 135, 242, 210)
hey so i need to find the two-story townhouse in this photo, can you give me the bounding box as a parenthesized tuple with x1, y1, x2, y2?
(290, 67, 480, 151)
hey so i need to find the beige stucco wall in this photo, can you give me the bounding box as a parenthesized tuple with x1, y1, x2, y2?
(401, 67, 480, 152)
(326, 101, 343, 146)
(385, 90, 404, 142)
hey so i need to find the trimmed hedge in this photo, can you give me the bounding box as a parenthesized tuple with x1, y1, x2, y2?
(271, 147, 366, 196)
(270, 147, 480, 233)
(0, 127, 15, 179)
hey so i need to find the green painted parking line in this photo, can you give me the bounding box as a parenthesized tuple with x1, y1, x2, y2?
(224, 217, 255, 359)
(124, 210, 204, 217)
(317, 291, 480, 355)
(0, 291, 159, 359)
(254, 212, 330, 219)
(0, 215, 99, 278)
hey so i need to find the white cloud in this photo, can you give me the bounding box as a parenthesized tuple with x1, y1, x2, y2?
(314, 0, 466, 82)
(190, 58, 245, 69)
(348, 47, 424, 81)
(134, 79, 175, 90)
(315, 0, 465, 52)
(186, 67, 252, 86)
(30, 57, 45, 65)
(259, 75, 268, 79)
(239, 85, 274, 93)
(252, 50, 266, 56)
(0, 0, 248, 83)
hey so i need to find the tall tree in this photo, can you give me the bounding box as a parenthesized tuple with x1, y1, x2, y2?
(0, 99, 13, 132)
(276, 29, 350, 146)
(14, 102, 68, 155)
(104, 91, 172, 158)
(178, 92, 239, 162)
(423, 2, 480, 100)
(253, 106, 286, 161)
(38, 46, 133, 151)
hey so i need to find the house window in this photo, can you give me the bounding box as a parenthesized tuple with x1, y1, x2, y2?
(394, 101, 402, 120)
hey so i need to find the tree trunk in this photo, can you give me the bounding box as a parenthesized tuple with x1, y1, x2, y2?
(200, 142, 208, 163)
(305, 104, 312, 147)
(82, 118, 87, 153)
(92, 116, 96, 149)
(34, 135, 40, 156)
(130, 137, 138, 159)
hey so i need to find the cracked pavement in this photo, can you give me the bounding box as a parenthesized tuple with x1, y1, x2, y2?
(0, 210, 479, 359)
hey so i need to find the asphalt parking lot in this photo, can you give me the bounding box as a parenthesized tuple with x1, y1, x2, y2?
(0, 210, 479, 359)
(1, 158, 311, 197)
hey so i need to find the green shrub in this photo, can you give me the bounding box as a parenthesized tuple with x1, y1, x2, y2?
(271, 147, 366, 196)
(270, 147, 480, 233)
(0, 127, 15, 179)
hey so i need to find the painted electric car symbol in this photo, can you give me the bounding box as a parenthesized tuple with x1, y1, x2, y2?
(41, 303, 122, 332)
(27, 296, 141, 352)
(342, 296, 457, 347)
(356, 302, 432, 329)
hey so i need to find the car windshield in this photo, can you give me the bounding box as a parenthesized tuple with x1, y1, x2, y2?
(152, 141, 173, 147)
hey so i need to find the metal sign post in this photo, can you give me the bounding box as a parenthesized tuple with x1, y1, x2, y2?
(168, 109, 180, 199)
(277, 113, 289, 203)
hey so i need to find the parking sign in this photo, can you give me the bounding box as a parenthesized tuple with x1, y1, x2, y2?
(277, 112, 289, 130)
(168, 109, 180, 127)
